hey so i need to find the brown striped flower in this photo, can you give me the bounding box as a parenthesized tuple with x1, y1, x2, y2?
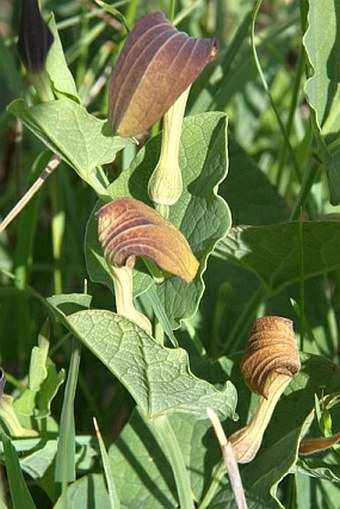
(97, 197, 199, 282)
(109, 11, 218, 137)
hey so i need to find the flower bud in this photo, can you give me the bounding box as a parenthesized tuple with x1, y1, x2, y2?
(17, 0, 54, 73)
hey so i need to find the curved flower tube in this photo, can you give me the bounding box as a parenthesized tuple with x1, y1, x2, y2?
(229, 316, 301, 463)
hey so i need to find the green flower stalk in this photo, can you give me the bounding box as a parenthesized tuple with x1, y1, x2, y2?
(148, 87, 190, 206)
(17, 0, 54, 101)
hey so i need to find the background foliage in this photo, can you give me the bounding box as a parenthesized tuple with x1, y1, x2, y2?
(0, 0, 339, 508)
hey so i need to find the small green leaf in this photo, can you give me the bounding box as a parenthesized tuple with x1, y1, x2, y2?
(13, 322, 65, 419)
(20, 440, 57, 479)
(13, 390, 36, 417)
(55, 340, 81, 484)
(35, 360, 65, 418)
(28, 321, 50, 392)
(1, 395, 38, 437)
(60, 309, 237, 419)
(297, 455, 340, 484)
(7, 98, 132, 197)
(86, 112, 230, 327)
(1, 432, 36, 509)
(46, 14, 80, 100)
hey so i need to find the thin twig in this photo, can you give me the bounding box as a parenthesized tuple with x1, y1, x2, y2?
(0, 155, 61, 234)
(207, 408, 248, 509)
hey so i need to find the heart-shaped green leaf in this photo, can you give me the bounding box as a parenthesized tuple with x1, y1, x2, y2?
(59, 308, 237, 420)
(7, 98, 132, 197)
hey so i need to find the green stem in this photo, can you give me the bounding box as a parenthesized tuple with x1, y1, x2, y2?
(169, 0, 177, 20)
(210, 282, 231, 358)
(276, 43, 305, 192)
(251, 0, 301, 182)
(154, 319, 165, 346)
(289, 160, 319, 221)
(49, 172, 64, 294)
(155, 203, 169, 219)
(298, 216, 305, 351)
(220, 286, 266, 356)
(29, 70, 54, 102)
(150, 415, 195, 509)
(109, 265, 152, 334)
(125, 0, 138, 27)
(148, 87, 190, 206)
(198, 460, 225, 509)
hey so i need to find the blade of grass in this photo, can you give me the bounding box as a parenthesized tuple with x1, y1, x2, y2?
(55, 2, 129, 31)
(198, 459, 225, 509)
(55, 338, 81, 493)
(1, 432, 36, 509)
(219, 286, 266, 357)
(75, 4, 90, 87)
(14, 152, 51, 364)
(0, 36, 22, 96)
(289, 160, 319, 220)
(79, 41, 113, 101)
(169, 0, 176, 21)
(49, 172, 65, 294)
(93, 417, 121, 509)
(250, 0, 302, 182)
(276, 44, 306, 192)
(173, 0, 204, 26)
(65, 22, 106, 66)
(298, 213, 305, 351)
